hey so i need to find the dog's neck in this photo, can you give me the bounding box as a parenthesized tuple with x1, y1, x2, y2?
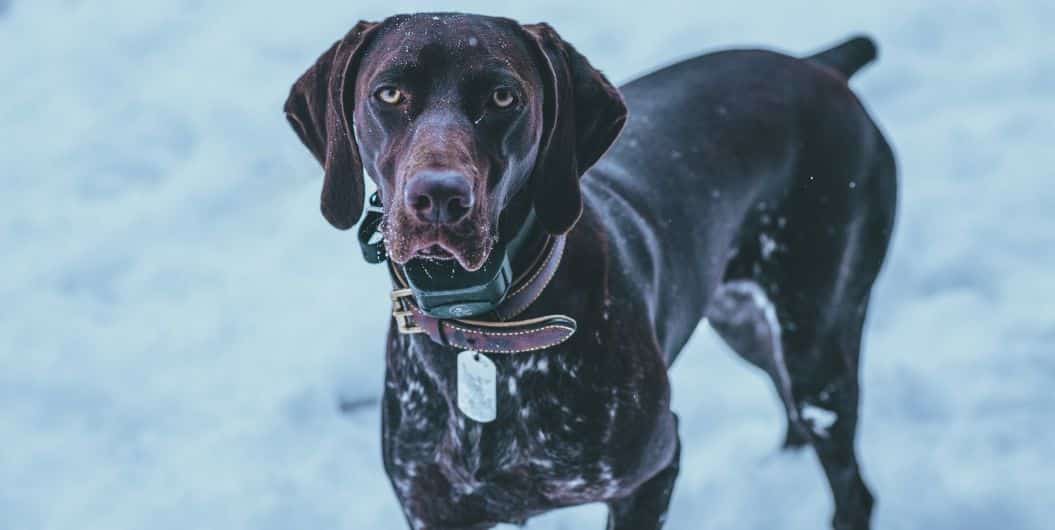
(386, 184, 580, 355)
(392, 212, 596, 375)
(386, 220, 606, 482)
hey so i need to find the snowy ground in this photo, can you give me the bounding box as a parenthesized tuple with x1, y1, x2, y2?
(2, 1, 1053, 529)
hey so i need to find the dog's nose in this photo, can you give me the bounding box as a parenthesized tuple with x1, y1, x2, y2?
(404, 171, 474, 225)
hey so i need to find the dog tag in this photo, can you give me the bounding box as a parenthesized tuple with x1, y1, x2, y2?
(457, 350, 497, 423)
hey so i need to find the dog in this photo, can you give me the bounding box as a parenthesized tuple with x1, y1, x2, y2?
(284, 13, 896, 530)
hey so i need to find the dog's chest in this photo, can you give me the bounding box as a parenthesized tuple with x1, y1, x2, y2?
(383, 346, 638, 517)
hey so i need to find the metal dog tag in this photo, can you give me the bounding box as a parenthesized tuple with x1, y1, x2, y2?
(457, 350, 497, 423)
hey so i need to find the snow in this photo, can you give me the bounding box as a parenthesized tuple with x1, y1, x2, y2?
(800, 404, 838, 438)
(2, 1, 1053, 529)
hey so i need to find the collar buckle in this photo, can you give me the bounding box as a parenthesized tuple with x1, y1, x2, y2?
(391, 288, 425, 334)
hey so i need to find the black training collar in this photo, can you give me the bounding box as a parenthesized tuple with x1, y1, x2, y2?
(357, 191, 544, 319)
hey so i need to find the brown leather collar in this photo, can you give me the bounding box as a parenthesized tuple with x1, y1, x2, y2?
(389, 235, 576, 353)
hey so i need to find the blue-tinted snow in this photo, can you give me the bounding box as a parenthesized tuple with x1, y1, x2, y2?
(1, 1, 1053, 528)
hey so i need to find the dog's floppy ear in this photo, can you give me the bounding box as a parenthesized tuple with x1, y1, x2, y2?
(284, 21, 379, 230)
(521, 23, 628, 234)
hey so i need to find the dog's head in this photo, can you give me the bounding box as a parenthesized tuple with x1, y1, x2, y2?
(284, 14, 626, 271)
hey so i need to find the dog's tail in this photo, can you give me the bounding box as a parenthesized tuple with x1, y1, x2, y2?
(807, 35, 878, 79)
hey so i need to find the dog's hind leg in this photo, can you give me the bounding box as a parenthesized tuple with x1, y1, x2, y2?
(773, 131, 894, 530)
(792, 308, 875, 530)
(710, 145, 894, 529)
(706, 280, 807, 445)
(711, 264, 879, 530)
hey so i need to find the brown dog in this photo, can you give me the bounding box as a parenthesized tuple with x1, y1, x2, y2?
(285, 13, 895, 530)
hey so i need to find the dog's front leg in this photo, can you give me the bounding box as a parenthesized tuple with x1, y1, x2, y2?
(605, 414, 682, 530)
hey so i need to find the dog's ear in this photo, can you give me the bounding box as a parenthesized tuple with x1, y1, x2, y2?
(284, 21, 379, 230)
(521, 23, 628, 234)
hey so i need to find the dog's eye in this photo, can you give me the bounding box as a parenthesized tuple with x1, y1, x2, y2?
(491, 88, 516, 109)
(376, 86, 404, 105)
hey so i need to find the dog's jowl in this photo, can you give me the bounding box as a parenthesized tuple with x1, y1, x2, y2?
(285, 12, 896, 530)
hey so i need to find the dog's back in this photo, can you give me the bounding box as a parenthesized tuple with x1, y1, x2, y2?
(583, 37, 896, 361)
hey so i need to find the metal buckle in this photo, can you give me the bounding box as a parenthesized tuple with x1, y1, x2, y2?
(391, 288, 425, 334)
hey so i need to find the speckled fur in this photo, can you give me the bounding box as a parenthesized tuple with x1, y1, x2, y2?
(382, 214, 677, 528)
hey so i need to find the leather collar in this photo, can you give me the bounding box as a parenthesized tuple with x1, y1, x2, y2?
(389, 234, 576, 353)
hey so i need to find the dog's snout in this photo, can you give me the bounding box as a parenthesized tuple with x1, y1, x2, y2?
(404, 171, 474, 225)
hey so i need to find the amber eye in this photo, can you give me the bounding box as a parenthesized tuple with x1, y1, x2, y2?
(376, 86, 404, 105)
(491, 88, 516, 109)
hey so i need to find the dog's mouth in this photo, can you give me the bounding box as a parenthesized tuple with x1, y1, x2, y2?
(385, 217, 494, 272)
(414, 243, 455, 260)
